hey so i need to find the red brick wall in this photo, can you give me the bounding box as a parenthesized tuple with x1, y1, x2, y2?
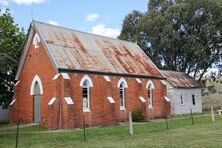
(69, 73, 169, 128)
(10, 30, 170, 129)
(10, 31, 57, 126)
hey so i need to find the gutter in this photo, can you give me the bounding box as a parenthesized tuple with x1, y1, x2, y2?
(58, 68, 166, 80)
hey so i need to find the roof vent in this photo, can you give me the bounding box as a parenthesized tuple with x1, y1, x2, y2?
(33, 33, 40, 48)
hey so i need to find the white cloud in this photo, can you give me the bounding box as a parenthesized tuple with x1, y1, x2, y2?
(0, 0, 46, 6)
(12, 0, 46, 5)
(86, 13, 100, 22)
(48, 20, 59, 26)
(0, 0, 9, 6)
(90, 23, 120, 38)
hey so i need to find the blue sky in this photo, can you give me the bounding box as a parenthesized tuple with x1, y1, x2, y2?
(0, 0, 149, 38)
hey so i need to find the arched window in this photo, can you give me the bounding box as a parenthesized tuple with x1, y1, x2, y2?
(192, 94, 196, 105)
(30, 75, 43, 95)
(146, 80, 154, 108)
(34, 81, 41, 95)
(119, 82, 125, 109)
(31, 76, 42, 124)
(82, 79, 90, 111)
(117, 78, 128, 110)
(180, 95, 184, 105)
(33, 33, 40, 48)
(80, 75, 93, 112)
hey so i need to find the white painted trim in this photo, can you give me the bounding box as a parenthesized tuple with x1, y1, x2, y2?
(107, 97, 115, 103)
(83, 109, 91, 112)
(64, 97, 74, 105)
(15, 26, 35, 80)
(33, 33, 40, 48)
(80, 75, 93, 87)
(9, 99, 16, 106)
(164, 96, 170, 102)
(161, 80, 167, 85)
(52, 73, 60, 80)
(61, 73, 70, 79)
(120, 106, 126, 110)
(16, 21, 59, 80)
(48, 97, 56, 105)
(136, 78, 142, 84)
(117, 78, 128, 88)
(14, 80, 20, 86)
(30, 75, 43, 95)
(148, 105, 153, 109)
(139, 96, 146, 102)
(104, 75, 111, 82)
(33, 20, 59, 72)
(146, 80, 154, 89)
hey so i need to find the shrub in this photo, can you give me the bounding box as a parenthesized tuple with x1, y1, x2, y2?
(131, 108, 145, 122)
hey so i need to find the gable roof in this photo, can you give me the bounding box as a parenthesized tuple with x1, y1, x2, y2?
(160, 70, 202, 88)
(16, 20, 164, 80)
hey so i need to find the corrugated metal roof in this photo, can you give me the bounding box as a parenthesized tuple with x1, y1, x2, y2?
(160, 70, 202, 88)
(33, 20, 162, 77)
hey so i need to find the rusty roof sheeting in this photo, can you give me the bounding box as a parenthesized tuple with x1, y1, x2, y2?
(160, 70, 202, 88)
(33, 21, 163, 77)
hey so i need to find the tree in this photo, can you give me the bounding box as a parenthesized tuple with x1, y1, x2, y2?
(119, 0, 222, 81)
(119, 10, 144, 42)
(0, 9, 25, 108)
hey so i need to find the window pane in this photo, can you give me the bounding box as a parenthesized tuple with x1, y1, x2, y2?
(148, 89, 152, 106)
(181, 95, 184, 105)
(83, 88, 88, 98)
(120, 87, 124, 107)
(192, 95, 195, 105)
(83, 87, 89, 110)
(83, 80, 89, 87)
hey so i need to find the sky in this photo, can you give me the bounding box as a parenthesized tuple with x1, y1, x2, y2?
(0, 0, 149, 38)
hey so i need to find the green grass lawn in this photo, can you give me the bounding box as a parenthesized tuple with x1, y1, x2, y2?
(0, 123, 11, 128)
(0, 114, 222, 148)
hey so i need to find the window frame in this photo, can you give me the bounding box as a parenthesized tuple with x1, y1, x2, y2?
(119, 82, 126, 110)
(180, 95, 184, 105)
(192, 94, 196, 105)
(33, 34, 40, 48)
(146, 80, 154, 108)
(82, 80, 90, 112)
(148, 84, 153, 108)
(117, 78, 128, 110)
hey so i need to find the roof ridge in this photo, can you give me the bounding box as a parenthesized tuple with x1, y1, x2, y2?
(32, 19, 137, 45)
(160, 69, 185, 74)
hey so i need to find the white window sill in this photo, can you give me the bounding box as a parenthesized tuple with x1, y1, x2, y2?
(34, 45, 39, 48)
(83, 109, 91, 112)
(120, 107, 126, 110)
(148, 105, 153, 109)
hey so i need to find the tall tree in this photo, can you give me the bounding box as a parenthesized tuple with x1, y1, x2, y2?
(0, 9, 25, 108)
(119, 10, 144, 42)
(119, 0, 222, 81)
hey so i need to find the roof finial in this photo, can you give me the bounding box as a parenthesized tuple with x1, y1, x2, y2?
(31, 8, 34, 19)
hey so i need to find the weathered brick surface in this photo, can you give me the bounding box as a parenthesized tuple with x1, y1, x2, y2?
(10, 32, 57, 126)
(10, 32, 170, 129)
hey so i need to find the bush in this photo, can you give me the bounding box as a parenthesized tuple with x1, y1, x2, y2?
(131, 108, 145, 122)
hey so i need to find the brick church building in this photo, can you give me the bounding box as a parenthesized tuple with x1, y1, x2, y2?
(9, 20, 170, 130)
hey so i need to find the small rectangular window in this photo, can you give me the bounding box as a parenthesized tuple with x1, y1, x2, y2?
(180, 95, 184, 105)
(192, 95, 196, 105)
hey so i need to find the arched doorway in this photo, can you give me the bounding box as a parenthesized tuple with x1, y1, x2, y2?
(33, 81, 41, 124)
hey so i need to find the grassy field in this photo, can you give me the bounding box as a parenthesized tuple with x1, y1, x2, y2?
(0, 114, 222, 148)
(203, 80, 222, 111)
